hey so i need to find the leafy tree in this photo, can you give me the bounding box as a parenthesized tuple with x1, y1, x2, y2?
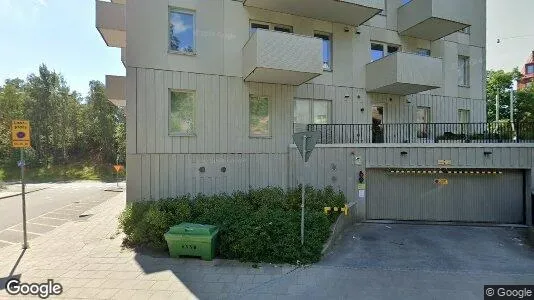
(486, 69, 522, 121)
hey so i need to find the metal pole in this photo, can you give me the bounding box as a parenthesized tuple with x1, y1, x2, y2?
(21, 149, 28, 249)
(510, 87, 515, 141)
(301, 134, 306, 246)
(496, 93, 500, 121)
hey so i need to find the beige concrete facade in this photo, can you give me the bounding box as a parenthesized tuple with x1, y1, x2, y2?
(95, 0, 508, 205)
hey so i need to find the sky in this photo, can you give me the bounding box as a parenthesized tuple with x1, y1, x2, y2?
(0, 0, 533, 97)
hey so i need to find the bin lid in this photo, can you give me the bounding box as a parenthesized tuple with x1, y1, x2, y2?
(167, 223, 218, 235)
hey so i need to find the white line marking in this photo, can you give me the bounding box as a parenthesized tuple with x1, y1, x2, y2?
(39, 216, 70, 221)
(0, 239, 16, 245)
(27, 222, 58, 228)
(6, 229, 42, 236)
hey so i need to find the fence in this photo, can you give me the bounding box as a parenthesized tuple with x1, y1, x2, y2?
(306, 122, 534, 144)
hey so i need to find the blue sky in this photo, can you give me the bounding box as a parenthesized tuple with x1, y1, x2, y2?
(0, 0, 533, 97)
(0, 0, 124, 97)
(169, 11, 195, 52)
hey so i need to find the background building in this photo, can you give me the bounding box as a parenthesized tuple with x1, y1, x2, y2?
(96, 0, 534, 225)
(518, 50, 534, 90)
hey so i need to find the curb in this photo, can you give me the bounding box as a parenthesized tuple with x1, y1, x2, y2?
(0, 187, 49, 200)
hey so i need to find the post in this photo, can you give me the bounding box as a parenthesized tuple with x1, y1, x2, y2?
(300, 134, 306, 246)
(21, 149, 28, 249)
(495, 93, 500, 121)
(510, 88, 515, 140)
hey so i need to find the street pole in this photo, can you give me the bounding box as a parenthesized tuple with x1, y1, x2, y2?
(510, 87, 515, 139)
(496, 93, 500, 121)
(300, 134, 306, 246)
(21, 149, 28, 249)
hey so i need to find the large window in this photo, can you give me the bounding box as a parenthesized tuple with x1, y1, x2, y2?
(458, 56, 470, 86)
(249, 95, 270, 137)
(416, 48, 431, 57)
(371, 42, 399, 62)
(169, 9, 195, 54)
(416, 106, 431, 138)
(169, 90, 195, 135)
(293, 99, 332, 132)
(527, 64, 534, 75)
(458, 109, 470, 123)
(314, 32, 332, 71)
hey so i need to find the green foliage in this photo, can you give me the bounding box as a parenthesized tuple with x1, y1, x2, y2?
(119, 186, 346, 264)
(0, 64, 126, 177)
(0, 163, 124, 183)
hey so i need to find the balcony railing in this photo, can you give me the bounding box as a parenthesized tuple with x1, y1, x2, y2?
(306, 122, 534, 144)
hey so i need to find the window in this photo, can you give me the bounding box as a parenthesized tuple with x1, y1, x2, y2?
(249, 95, 270, 137)
(527, 64, 534, 74)
(314, 32, 332, 71)
(250, 21, 293, 36)
(416, 106, 431, 138)
(458, 56, 470, 86)
(371, 42, 401, 61)
(458, 109, 470, 123)
(169, 90, 195, 135)
(293, 99, 332, 131)
(459, 27, 471, 34)
(169, 9, 195, 54)
(416, 48, 431, 56)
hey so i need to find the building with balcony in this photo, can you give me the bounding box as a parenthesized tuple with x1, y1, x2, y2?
(518, 50, 534, 91)
(95, 0, 534, 225)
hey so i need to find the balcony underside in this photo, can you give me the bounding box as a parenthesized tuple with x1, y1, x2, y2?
(367, 82, 440, 96)
(399, 17, 469, 41)
(243, 0, 383, 27)
(95, 0, 125, 48)
(105, 75, 126, 107)
(97, 28, 126, 48)
(244, 68, 320, 85)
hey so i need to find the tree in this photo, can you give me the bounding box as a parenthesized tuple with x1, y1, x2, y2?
(486, 69, 522, 121)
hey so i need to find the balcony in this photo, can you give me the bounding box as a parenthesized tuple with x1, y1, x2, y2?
(398, 0, 471, 41)
(243, 29, 323, 85)
(308, 122, 534, 144)
(105, 75, 126, 107)
(366, 52, 442, 95)
(95, 0, 125, 48)
(243, 0, 384, 27)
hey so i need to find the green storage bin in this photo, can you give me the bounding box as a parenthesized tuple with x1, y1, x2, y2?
(164, 223, 219, 261)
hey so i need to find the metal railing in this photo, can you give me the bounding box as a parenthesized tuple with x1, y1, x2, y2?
(306, 122, 534, 144)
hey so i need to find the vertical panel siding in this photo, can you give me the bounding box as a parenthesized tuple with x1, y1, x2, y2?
(126, 67, 137, 154)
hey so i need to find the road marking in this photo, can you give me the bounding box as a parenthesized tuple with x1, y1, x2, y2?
(0, 239, 16, 245)
(40, 216, 70, 221)
(6, 229, 42, 236)
(27, 222, 58, 228)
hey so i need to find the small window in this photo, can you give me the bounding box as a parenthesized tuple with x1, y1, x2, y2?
(169, 9, 195, 54)
(527, 64, 534, 74)
(169, 90, 195, 135)
(293, 99, 332, 131)
(371, 43, 384, 61)
(249, 95, 270, 137)
(313, 100, 332, 124)
(458, 109, 470, 123)
(250, 22, 270, 35)
(458, 56, 470, 86)
(416, 48, 431, 56)
(273, 24, 293, 33)
(294, 99, 312, 125)
(315, 32, 332, 71)
(387, 45, 399, 54)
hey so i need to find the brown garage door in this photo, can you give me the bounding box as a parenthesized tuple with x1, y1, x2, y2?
(366, 169, 524, 224)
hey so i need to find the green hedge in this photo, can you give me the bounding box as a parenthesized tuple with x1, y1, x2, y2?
(119, 186, 345, 264)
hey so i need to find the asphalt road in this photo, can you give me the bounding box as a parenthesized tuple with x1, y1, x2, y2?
(0, 181, 122, 248)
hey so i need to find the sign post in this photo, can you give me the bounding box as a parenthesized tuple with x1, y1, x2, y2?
(292, 131, 320, 246)
(12, 120, 31, 249)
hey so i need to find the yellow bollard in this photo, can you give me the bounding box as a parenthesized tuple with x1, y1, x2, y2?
(324, 207, 331, 215)
(340, 204, 349, 216)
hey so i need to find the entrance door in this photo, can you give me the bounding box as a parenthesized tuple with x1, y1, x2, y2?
(372, 105, 384, 143)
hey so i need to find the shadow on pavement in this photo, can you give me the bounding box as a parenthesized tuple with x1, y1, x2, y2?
(0, 249, 25, 291)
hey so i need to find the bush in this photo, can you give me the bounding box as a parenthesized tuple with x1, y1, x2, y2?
(119, 186, 345, 264)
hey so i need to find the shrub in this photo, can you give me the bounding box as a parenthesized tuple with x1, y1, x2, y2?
(119, 185, 346, 264)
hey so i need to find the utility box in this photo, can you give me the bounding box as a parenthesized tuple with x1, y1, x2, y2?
(164, 223, 219, 261)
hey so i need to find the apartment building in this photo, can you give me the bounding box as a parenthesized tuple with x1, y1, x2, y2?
(96, 0, 534, 225)
(518, 50, 534, 91)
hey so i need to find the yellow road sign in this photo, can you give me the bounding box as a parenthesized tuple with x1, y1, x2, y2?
(12, 120, 31, 148)
(434, 178, 449, 185)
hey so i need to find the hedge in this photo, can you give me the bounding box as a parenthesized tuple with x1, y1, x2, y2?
(119, 185, 345, 264)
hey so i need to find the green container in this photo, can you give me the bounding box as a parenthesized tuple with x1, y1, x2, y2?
(164, 223, 219, 261)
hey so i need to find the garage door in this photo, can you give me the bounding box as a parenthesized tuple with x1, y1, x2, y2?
(367, 169, 524, 224)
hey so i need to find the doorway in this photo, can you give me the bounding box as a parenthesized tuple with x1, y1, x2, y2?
(372, 105, 384, 143)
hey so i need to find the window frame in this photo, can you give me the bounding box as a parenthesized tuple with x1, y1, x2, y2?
(168, 89, 197, 136)
(526, 64, 534, 75)
(314, 31, 333, 72)
(168, 8, 196, 55)
(458, 55, 470, 87)
(458, 109, 471, 123)
(249, 94, 271, 138)
(293, 99, 333, 126)
(370, 41, 401, 62)
(249, 20, 293, 36)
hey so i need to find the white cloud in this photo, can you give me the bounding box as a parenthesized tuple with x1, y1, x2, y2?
(170, 15, 191, 34)
(35, 0, 46, 6)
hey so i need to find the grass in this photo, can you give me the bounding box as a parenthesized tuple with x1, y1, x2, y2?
(0, 162, 125, 183)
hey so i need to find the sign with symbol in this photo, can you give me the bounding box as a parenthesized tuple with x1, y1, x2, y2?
(17, 160, 25, 168)
(292, 131, 320, 162)
(434, 178, 448, 185)
(113, 165, 124, 173)
(12, 120, 31, 148)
